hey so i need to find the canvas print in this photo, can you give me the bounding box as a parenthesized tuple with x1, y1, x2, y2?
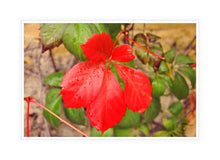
(23, 23, 196, 137)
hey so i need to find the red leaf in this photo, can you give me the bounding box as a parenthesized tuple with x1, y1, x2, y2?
(60, 61, 105, 108)
(190, 62, 196, 67)
(114, 63, 152, 113)
(80, 32, 113, 63)
(87, 65, 126, 133)
(111, 44, 135, 62)
(61, 32, 153, 133)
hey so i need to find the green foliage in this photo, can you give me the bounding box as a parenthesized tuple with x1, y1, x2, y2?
(90, 127, 113, 137)
(152, 43, 163, 51)
(135, 49, 148, 64)
(43, 86, 86, 128)
(110, 60, 135, 90)
(159, 74, 173, 89)
(88, 23, 107, 33)
(153, 131, 171, 137)
(45, 88, 61, 104)
(163, 117, 178, 131)
(168, 101, 183, 116)
(144, 97, 161, 123)
(114, 128, 134, 137)
(146, 33, 160, 43)
(63, 24, 102, 61)
(139, 124, 150, 136)
(43, 88, 62, 129)
(171, 72, 189, 99)
(148, 63, 155, 72)
(164, 49, 175, 63)
(178, 66, 196, 88)
(152, 77, 165, 97)
(115, 109, 141, 128)
(64, 107, 85, 125)
(62, 23, 122, 61)
(158, 61, 169, 73)
(174, 118, 188, 136)
(113, 60, 135, 68)
(114, 124, 150, 137)
(40, 23, 122, 61)
(175, 54, 195, 65)
(40, 23, 68, 51)
(44, 72, 64, 87)
(103, 23, 122, 41)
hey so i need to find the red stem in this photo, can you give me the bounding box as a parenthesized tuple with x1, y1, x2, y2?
(125, 37, 165, 60)
(24, 97, 89, 137)
(26, 101, 30, 137)
(113, 31, 125, 48)
(114, 31, 165, 60)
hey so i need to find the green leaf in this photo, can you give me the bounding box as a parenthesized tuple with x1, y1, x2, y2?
(110, 61, 135, 90)
(44, 72, 64, 87)
(139, 124, 150, 136)
(90, 127, 113, 137)
(175, 54, 195, 65)
(152, 77, 165, 97)
(168, 101, 183, 116)
(158, 61, 169, 73)
(178, 66, 196, 88)
(64, 107, 85, 125)
(109, 62, 125, 90)
(152, 42, 163, 51)
(40, 23, 67, 51)
(43, 91, 62, 129)
(153, 131, 171, 137)
(163, 117, 178, 131)
(113, 60, 135, 68)
(164, 49, 175, 63)
(135, 49, 148, 64)
(88, 23, 107, 33)
(114, 124, 150, 137)
(134, 33, 147, 45)
(144, 97, 161, 123)
(115, 109, 141, 128)
(174, 118, 188, 136)
(148, 63, 155, 72)
(114, 128, 134, 137)
(159, 74, 173, 89)
(146, 33, 160, 43)
(103, 23, 122, 41)
(45, 88, 61, 104)
(63, 24, 105, 61)
(171, 72, 189, 99)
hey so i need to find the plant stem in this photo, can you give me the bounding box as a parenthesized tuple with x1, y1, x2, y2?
(125, 37, 165, 60)
(150, 121, 163, 135)
(113, 31, 124, 48)
(24, 97, 34, 137)
(26, 101, 30, 137)
(114, 31, 165, 60)
(183, 35, 196, 56)
(177, 106, 196, 123)
(49, 49, 58, 72)
(25, 98, 89, 137)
